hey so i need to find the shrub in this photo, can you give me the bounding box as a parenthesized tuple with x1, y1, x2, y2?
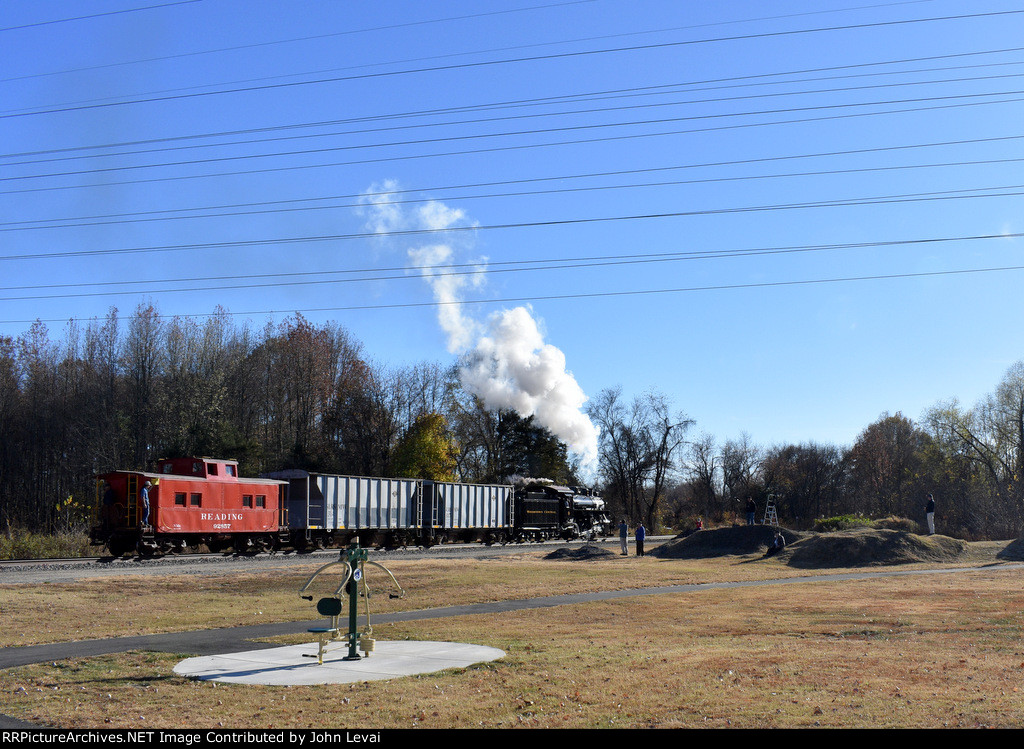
(0, 528, 92, 560)
(872, 515, 920, 533)
(813, 514, 874, 532)
(812, 514, 922, 534)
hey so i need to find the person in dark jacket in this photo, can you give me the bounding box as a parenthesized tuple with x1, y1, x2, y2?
(746, 497, 756, 525)
(635, 523, 646, 557)
(925, 494, 935, 535)
(140, 481, 152, 528)
(619, 519, 628, 555)
(765, 531, 786, 557)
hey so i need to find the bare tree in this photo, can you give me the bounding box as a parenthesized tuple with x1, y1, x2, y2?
(587, 386, 692, 527)
(685, 433, 721, 520)
(720, 432, 763, 510)
(925, 361, 1024, 535)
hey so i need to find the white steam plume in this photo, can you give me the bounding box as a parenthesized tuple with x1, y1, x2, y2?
(461, 307, 600, 465)
(360, 181, 599, 465)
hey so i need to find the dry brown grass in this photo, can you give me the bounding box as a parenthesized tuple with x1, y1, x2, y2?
(0, 551, 876, 648)
(2, 546, 1024, 728)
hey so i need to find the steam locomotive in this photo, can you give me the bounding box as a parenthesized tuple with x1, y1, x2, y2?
(89, 456, 610, 557)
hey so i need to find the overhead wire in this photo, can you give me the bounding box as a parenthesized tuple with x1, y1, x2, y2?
(2, 231, 1020, 302)
(5, 8, 1023, 120)
(5, 89, 1024, 196)
(2, 129, 1022, 230)
(10, 84, 1024, 183)
(0, 0, 600, 82)
(2, 3, 1022, 330)
(7, 60, 1024, 171)
(8, 43, 1024, 163)
(0, 0, 934, 84)
(3, 262, 1022, 326)
(4, 180, 1024, 263)
(0, 4, 962, 119)
(5, 150, 1024, 234)
(0, 1, 200, 33)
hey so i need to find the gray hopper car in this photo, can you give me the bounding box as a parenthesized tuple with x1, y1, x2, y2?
(263, 470, 515, 548)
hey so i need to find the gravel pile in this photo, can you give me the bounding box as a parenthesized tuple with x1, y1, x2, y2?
(545, 544, 618, 561)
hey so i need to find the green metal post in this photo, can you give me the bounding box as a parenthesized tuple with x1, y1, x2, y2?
(343, 539, 368, 661)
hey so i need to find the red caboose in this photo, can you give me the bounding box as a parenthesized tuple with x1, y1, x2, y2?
(91, 457, 287, 557)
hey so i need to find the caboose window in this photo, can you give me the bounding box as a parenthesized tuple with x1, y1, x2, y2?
(208, 463, 218, 476)
(190, 493, 202, 506)
(226, 465, 236, 476)
(174, 493, 186, 506)
(242, 495, 253, 508)
(256, 495, 266, 508)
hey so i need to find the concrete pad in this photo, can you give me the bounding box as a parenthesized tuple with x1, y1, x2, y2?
(173, 640, 505, 685)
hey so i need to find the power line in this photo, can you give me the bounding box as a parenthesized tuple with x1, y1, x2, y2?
(0, 1, 938, 86)
(0, 1, 200, 33)
(292, 264, 1024, 313)
(4, 132, 1020, 230)
(6, 8, 1023, 120)
(6, 152, 1024, 234)
(9, 62, 1024, 171)
(0, 3, 960, 118)
(9, 43, 1022, 162)
(6, 90, 1023, 196)
(13, 84, 1024, 183)
(4, 181, 1023, 263)
(4, 262, 1021, 326)
(3, 231, 1019, 302)
(1, 0, 599, 81)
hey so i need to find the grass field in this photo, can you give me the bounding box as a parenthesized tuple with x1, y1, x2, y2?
(2, 543, 1023, 729)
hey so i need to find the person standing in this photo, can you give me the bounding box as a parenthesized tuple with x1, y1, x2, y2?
(140, 480, 152, 528)
(746, 497, 756, 525)
(925, 493, 935, 535)
(635, 522, 646, 557)
(618, 518, 628, 555)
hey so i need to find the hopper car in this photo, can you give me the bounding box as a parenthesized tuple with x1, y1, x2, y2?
(89, 457, 610, 557)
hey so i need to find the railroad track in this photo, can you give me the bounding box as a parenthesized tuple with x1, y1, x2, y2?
(0, 536, 651, 583)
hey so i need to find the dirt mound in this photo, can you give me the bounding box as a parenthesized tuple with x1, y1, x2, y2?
(649, 525, 967, 568)
(997, 536, 1024, 561)
(545, 544, 619, 561)
(650, 525, 802, 559)
(785, 528, 966, 568)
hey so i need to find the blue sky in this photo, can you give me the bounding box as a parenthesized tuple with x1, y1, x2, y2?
(2, 0, 1023, 463)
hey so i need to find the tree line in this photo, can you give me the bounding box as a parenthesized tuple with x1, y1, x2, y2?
(1, 305, 1022, 540)
(0, 306, 576, 534)
(593, 368, 1024, 541)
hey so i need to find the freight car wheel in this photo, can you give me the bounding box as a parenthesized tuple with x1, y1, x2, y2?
(107, 536, 134, 557)
(136, 539, 161, 557)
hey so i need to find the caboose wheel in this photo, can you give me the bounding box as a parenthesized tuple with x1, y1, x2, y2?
(136, 539, 160, 557)
(107, 536, 133, 557)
